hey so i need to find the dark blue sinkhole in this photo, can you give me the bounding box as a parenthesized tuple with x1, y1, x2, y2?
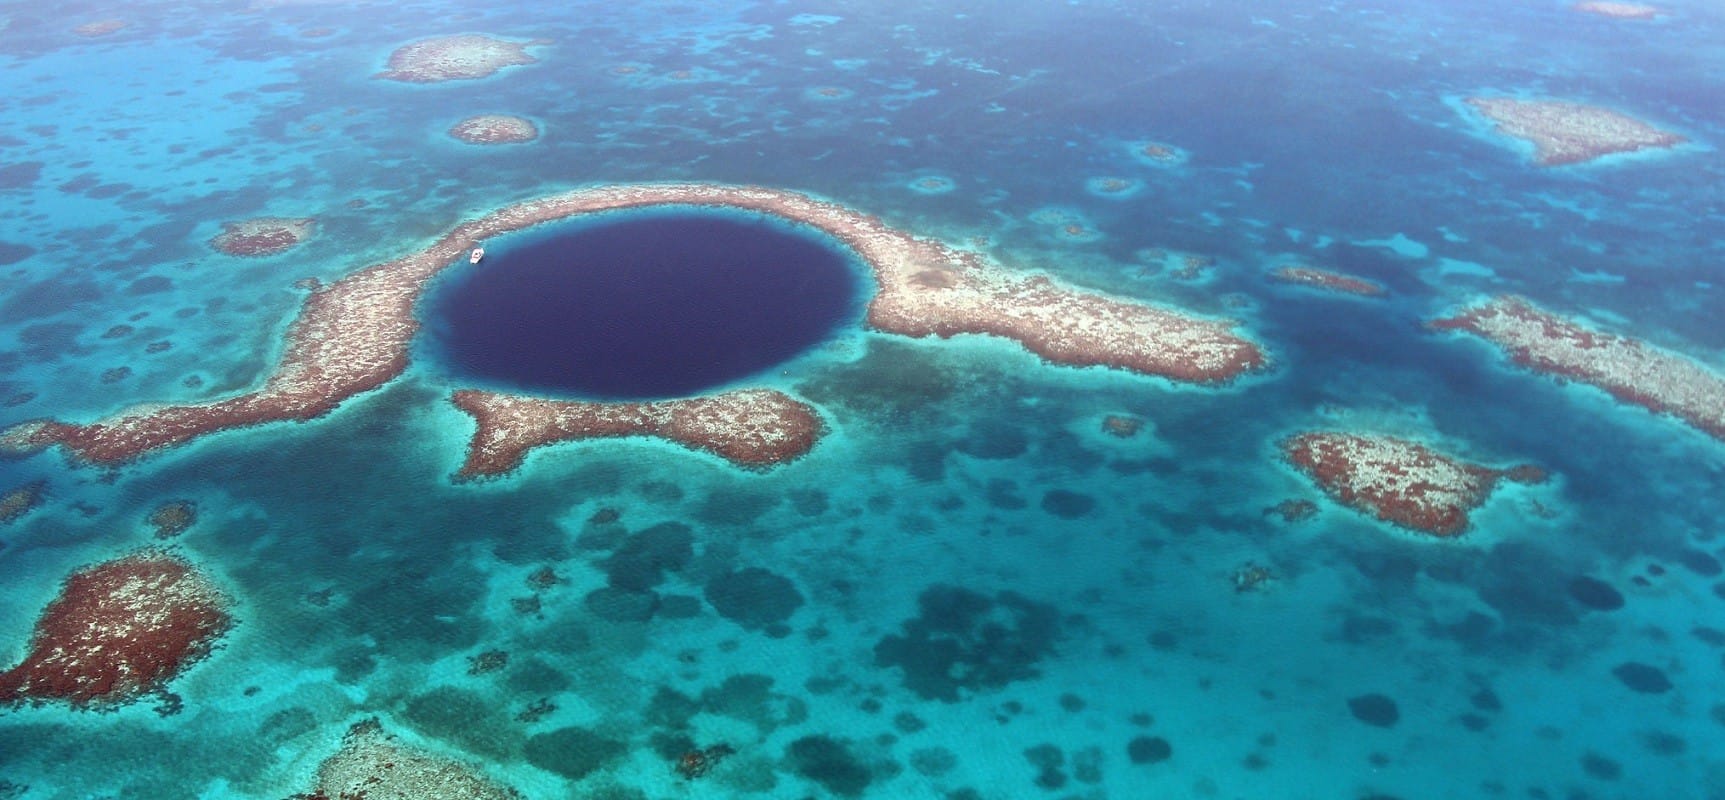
(422, 208, 863, 400)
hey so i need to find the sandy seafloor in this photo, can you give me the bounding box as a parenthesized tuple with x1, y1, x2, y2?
(1, 0, 1724, 798)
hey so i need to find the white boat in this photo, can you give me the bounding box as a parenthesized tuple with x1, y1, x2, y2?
(469, 246, 485, 264)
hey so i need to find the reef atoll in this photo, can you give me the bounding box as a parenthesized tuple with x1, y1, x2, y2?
(0, 183, 1264, 474)
(290, 718, 522, 800)
(448, 114, 539, 144)
(208, 217, 315, 257)
(0, 551, 233, 709)
(374, 34, 546, 83)
(1432, 295, 1725, 440)
(1282, 432, 1545, 537)
(1464, 97, 1685, 166)
(451, 388, 823, 477)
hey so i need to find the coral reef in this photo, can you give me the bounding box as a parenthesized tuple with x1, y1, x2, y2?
(1281, 432, 1544, 537)
(1465, 97, 1684, 166)
(673, 743, 736, 780)
(1271, 265, 1386, 297)
(0, 551, 233, 709)
(0, 480, 45, 524)
(147, 500, 196, 539)
(291, 718, 522, 799)
(451, 388, 822, 476)
(4, 183, 1263, 469)
(375, 35, 545, 83)
(1433, 295, 1725, 440)
(448, 114, 538, 144)
(208, 217, 315, 257)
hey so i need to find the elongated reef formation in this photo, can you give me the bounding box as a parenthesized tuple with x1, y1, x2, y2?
(451, 388, 823, 477)
(1271, 266, 1386, 297)
(0, 551, 233, 709)
(1282, 432, 1543, 537)
(1, 183, 1264, 468)
(1573, 2, 1661, 19)
(1432, 295, 1725, 440)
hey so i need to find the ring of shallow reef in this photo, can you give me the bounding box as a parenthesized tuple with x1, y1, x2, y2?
(1129, 140, 1190, 167)
(1084, 176, 1144, 198)
(907, 174, 957, 195)
(419, 205, 867, 401)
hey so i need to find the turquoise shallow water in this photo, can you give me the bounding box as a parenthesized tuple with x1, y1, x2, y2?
(1, 1, 1723, 798)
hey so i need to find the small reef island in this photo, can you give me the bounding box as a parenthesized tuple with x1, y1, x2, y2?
(208, 217, 316, 257)
(1464, 97, 1685, 166)
(1282, 432, 1546, 537)
(0, 551, 234, 710)
(448, 114, 539, 145)
(373, 34, 548, 83)
(1, 183, 1267, 476)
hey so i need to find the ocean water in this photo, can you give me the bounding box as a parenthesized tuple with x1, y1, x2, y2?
(424, 210, 861, 400)
(0, 1, 1722, 799)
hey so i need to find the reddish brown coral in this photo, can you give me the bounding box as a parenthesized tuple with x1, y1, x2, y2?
(0, 551, 233, 709)
(1102, 415, 1142, 437)
(1281, 432, 1541, 537)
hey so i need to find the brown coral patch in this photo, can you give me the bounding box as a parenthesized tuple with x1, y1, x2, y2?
(1281, 432, 1531, 537)
(0, 551, 234, 709)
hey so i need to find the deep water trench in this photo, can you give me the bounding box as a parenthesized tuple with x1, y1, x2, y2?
(421, 207, 865, 400)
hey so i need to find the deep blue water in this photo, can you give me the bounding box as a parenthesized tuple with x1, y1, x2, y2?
(426, 210, 860, 399)
(0, 1, 1723, 798)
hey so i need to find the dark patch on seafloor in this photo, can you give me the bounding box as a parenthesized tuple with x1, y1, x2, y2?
(874, 584, 1061, 702)
(425, 210, 860, 400)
